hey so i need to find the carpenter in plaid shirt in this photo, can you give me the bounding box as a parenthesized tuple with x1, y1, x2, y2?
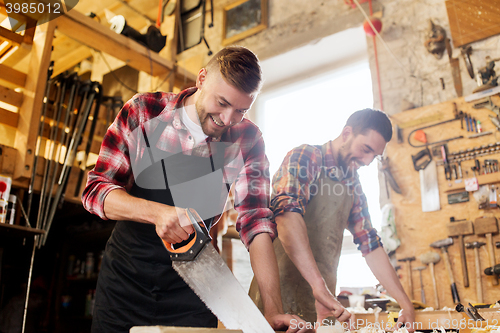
(82, 47, 307, 333)
(251, 109, 415, 330)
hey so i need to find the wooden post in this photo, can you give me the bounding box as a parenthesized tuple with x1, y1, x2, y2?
(13, 20, 56, 180)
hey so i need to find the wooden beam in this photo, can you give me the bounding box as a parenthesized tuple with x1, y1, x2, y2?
(14, 20, 56, 180)
(0, 108, 19, 127)
(0, 26, 23, 46)
(56, 10, 172, 76)
(0, 84, 23, 107)
(53, 45, 92, 76)
(0, 43, 32, 67)
(55, 9, 196, 82)
(0, 64, 27, 87)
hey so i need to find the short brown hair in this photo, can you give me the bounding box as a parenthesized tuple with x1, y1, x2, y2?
(206, 46, 262, 95)
(345, 109, 393, 142)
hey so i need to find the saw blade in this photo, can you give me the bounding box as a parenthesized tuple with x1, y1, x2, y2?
(172, 243, 274, 333)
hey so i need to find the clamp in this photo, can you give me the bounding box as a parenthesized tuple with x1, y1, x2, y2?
(473, 97, 500, 117)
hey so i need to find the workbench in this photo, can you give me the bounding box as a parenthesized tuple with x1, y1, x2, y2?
(130, 309, 500, 332)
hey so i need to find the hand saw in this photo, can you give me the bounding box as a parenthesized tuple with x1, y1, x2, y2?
(162, 208, 274, 333)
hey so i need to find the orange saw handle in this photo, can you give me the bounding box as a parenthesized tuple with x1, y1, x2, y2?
(162, 208, 211, 261)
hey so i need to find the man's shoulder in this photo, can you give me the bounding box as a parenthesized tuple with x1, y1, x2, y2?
(128, 91, 178, 117)
(291, 144, 323, 156)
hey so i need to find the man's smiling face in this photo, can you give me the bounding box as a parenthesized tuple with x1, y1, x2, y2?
(195, 68, 256, 138)
(338, 127, 387, 172)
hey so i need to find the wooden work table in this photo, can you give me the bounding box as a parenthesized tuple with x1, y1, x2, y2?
(130, 309, 500, 332)
(356, 308, 500, 331)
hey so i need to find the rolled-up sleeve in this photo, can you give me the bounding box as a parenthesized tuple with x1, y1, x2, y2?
(347, 182, 383, 256)
(81, 97, 138, 219)
(270, 144, 323, 218)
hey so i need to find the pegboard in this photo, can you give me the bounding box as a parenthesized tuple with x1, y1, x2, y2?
(446, 0, 500, 47)
(387, 95, 500, 307)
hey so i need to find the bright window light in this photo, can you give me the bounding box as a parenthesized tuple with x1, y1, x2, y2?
(257, 60, 380, 292)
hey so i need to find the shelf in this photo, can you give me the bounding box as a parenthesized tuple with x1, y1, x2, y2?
(0, 223, 45, 237)
(444, 172, 500, 192)
(55, 10, 196, 82)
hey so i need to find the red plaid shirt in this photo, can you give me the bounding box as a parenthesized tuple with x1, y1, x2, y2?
(82, 87, 276, 248)
(271, 143, 382, 255)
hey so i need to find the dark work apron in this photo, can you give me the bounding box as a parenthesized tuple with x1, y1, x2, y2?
(92, 118, 234, 333)
(249, 142, 354, 324)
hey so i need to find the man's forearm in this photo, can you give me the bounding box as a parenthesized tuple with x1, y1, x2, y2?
(365, 247, 413, 308)
(104, 189, 161, 223)
(248, 233, 283, 317)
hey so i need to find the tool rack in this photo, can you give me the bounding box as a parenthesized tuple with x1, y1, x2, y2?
(387, 95, 500, 308)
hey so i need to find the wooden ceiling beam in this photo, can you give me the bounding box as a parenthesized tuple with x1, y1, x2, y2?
(55, 9, 196, 82)
(0, 26, 23, 46)
(53, 45, 92, 76)
(0, 107, 19, 127)
(0, 63, 27, 87)
(0, 84, 23, 107)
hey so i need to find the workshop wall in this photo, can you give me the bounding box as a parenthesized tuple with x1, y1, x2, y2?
(368, 0, 500, 114)
(175, 0, 380, 78)
(387, 95, 500, 307)
(174, 0, 500, 116)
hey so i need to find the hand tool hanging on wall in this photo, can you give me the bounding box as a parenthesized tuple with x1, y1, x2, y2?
(407, 116, 463, 148)
(430, 237, 460, 304)
(42, 81, 101, 245)
(380, 157, 401, 195)
(39, 73, 71, 234)
(102, 96, 124, 128)
(441, 144, 451, 181)
(397, 257, 415, 300)
(444, 142, 500, 164)
(447, 218, 474, 287)
(36, 76, 64, 231)
(445, 38, 463, 97)
(56, 80, 93, 208)
(411, 147, 440, 212)
(485, 263, 500, 276)
(461, 45, 474, 79)
(474, 216, 499, 286)
(413, 266, 427, 304)
(420, 251, 441, 309)
(465, 242, 486, 303)
(74, 85, 103, 197)
(26, 62, 54, 220)
(40, 73, 81, 236)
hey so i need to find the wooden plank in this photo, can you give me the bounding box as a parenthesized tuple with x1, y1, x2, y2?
(0, 108, 19, 127)
(0, 26, 23, 46)
(0, 43, 32, 67)
(13, 20, 56, 180)
(0, 64, 27, 87)
(0, 223, 45, 237)
(0, 84, 23, 107)
(52, 45, 92, 76)
(55, 9, 196, 82)
(56, 9, 172, 76)
(0, 144, 17, 175)
(446, 0, 500, 47)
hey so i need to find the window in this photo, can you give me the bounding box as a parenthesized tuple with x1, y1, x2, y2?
(254, 28, 380, 293)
